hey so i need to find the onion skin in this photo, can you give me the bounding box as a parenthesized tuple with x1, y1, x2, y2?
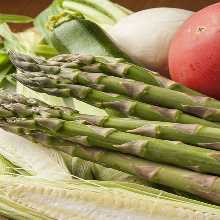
(110, 8, 192, 76)
(169, 3, 220, 99)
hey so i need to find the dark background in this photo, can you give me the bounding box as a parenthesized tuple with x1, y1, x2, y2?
(0, 0, 219, 31)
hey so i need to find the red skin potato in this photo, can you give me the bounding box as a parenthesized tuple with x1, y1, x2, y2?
(169, 2, 220, 99)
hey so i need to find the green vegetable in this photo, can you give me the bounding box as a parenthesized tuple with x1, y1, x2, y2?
(34, 43, 58, 58)
(10, 87, 220, 149)
(11, 117, 220, 175)
(16, 72, 220, 127)
(62, 1, 115, 28)
(62, 0, 128, 29)
(9, 64, 220, 148)
(70, 114, 220, 150)
(2, 92, 220, 204)
(15, 52, 220, 121)
(11, 52, 220, 128)
(50, 53, 202, 95)
(34, 0, 62, 45)
(1, 91, 220, 175)
(48, 11, 132, 59)
(63, 0, 129, 22)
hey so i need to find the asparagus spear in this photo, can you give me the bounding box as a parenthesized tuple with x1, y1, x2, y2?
(10, 51, 220, 121)
(1, 92, 220, 175)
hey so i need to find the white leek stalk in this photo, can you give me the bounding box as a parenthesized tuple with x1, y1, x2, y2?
(0, 175, 219, 220)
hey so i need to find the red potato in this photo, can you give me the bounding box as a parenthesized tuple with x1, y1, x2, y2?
(169, 2, 220, 99)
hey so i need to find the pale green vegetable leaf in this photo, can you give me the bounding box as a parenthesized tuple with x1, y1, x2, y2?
(0, 23, 26, 52)
(0, 128, 72, 181)
(34, 0, 62, 44)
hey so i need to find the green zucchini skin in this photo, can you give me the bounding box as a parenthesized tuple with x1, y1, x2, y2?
(50, 19, 132, 60)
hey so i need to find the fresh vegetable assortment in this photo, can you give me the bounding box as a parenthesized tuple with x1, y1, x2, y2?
(1, 0, 220, 219)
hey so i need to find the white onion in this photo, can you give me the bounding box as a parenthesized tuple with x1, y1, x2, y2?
(110, 8, 193, 75)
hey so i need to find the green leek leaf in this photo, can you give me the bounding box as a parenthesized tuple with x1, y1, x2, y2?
(0, 13, 33, 24)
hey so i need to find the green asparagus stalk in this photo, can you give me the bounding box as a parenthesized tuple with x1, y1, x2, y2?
(16, 69, 216, 126)
(1, 92, 220, 175)
(11, 51, 220, 122)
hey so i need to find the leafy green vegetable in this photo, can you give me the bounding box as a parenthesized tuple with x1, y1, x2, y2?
(0, 53, 10, 69)
(63, 0, 129, 23)
(0, 65, 13, 86)
(34, 0, 62, 44)
(62, 1, 115, 28)
(0, 24, 41, 90)
(50, 15, 131, 59)
(0, 13, 33, 24)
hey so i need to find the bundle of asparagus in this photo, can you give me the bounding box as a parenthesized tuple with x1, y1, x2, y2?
(10, 51, 220, 129)
(1, 91, 220, 175)
(11, 51, 220, 122)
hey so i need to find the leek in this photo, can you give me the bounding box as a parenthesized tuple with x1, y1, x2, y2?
(0, 175, 219, 220)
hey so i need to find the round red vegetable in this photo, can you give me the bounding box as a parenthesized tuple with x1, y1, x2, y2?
(169, 3, 220, 99)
